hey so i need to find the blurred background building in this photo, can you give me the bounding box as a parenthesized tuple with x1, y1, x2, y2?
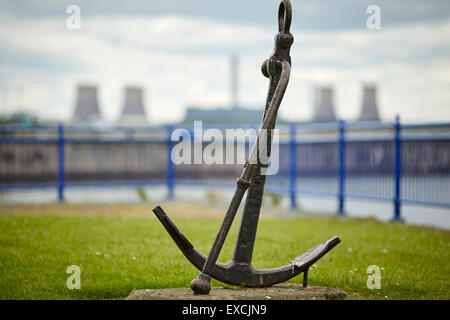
(72, 85, 101, 124)
(118, 86, 148, 126)
(359, 85, 380, 122)
(312, 86, 337, 123)
(182, 55, 262, 125)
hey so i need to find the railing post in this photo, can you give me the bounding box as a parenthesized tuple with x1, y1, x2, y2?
(166, 125, 175, 200)
(289, 123, 297, 209)
(392, 115, 403, 221)
(57, 123, 65, 202)
(338, 120, 346, 215)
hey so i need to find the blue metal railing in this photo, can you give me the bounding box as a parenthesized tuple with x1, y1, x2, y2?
(57, 124, 65, 202)
(289, 123, 297, 209)
(338, 120, 346, 215)
(393, 116, 402, 221)
(166, 125, 175, 200)
(1, 118, 449, 221)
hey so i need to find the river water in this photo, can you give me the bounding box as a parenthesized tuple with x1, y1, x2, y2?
(1, 185, 449, 230)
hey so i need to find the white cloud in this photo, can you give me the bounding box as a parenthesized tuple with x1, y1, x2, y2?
(0, 14, 449, 123)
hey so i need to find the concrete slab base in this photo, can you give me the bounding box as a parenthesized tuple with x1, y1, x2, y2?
(127, 283, 346, 300)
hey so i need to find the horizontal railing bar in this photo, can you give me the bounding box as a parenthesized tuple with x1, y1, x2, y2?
(1, 136, 448, 145)
(0, 183, 58, 190)
(0, 180, 167, 191)
(0, 137, 58, 144)
(64, 138, 168, 144)
(400, 134, 450, 141)
(400, 198, 450, 208)
(401, 122, 450, 129)
(344, 193, 393, 202)
(0, 125, 58, 132)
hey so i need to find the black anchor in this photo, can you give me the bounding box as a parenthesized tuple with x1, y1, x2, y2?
(153, 0, 340, 295)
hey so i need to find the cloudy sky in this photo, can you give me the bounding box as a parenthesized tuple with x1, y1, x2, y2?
(0, 0, 450, 124)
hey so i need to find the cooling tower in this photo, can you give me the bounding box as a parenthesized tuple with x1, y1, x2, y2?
(119, 86, 147, 125)
(72, 85, 100, 123)
(359, 85, 380, 121)
(313, 86, 336, 122)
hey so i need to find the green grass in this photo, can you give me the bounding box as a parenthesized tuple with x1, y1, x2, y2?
(0, 206, 449, 300)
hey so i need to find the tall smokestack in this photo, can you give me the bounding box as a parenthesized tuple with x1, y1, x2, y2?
(359, 85, 380, 121)
(72, 85, 100, 122)
(231, 55, 238, 109)
(119, 86, 147, 125)
(313, 86, 337, 122)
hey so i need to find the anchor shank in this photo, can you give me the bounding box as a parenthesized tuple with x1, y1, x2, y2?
(196, 61, 291, 283)
(232, 169, 267, 264)
(232, 75, 280, 265)
(232, 64, 289, 265)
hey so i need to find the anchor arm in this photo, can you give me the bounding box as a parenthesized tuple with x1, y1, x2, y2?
(153, 206, 340, 287)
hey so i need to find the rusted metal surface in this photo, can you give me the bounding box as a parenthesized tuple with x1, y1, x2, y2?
(153, 0, 341, 295)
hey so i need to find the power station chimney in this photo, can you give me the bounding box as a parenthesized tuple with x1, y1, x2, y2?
(313, 86, 337, 122)
(230, 55, 238, 109)
(359, 84, 380, 121)
(119, 86, 147, 125)
(72, 85, 100, 123)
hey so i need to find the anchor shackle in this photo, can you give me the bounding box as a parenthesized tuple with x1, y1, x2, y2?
(261, 0, 293, 79)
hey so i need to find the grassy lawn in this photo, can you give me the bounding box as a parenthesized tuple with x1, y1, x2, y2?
(0, 203, 449, 300)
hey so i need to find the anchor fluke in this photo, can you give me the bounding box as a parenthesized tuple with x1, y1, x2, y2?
(290, 236, 341, 268)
